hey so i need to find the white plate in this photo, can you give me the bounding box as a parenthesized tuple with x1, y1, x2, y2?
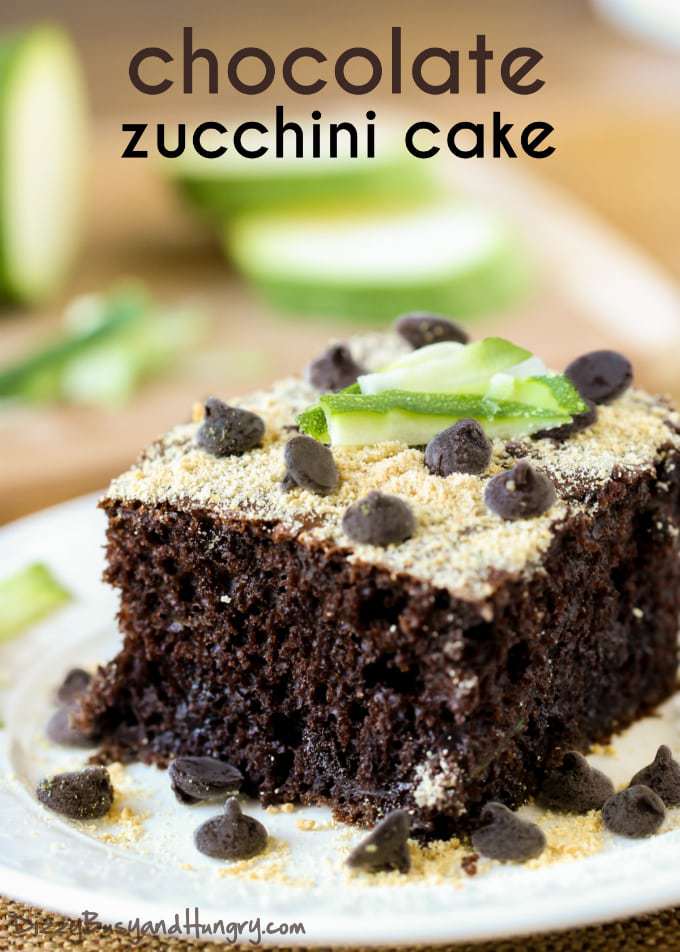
(2, 494, 680, 946)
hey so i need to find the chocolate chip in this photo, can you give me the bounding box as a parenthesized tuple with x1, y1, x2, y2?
(395, 312, 469, 349)
(533, 399, 598, 442)
(484, 460, 555, 520)
(306, 344, 364, 393)
(425, 420, 491, 477)
(283, 435, 339, 496)
(346, 809, 411, 874)
(471, 802, 546, 862)
(565, 350, 632, 405)
(46, 707, 99, 748)
(630, 745, 680, 807)
(56, 668, 91, 705)
(36, 767, 113, 820)
(342, 491, 415, 546)
(194, 797, 267, 860)
(536, 751, 614, 814)
(169, 756, 242, 804)
(196, 397, 265, 457)
(602, 785, 665, 838)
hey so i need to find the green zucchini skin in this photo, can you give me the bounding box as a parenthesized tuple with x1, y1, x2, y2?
(0, 25, 86, 306)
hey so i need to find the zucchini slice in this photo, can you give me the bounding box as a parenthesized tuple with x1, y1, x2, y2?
(0, 25, 86, 304)
(301, 389, 573, 446)
(227, 203, 531, 324)
(0, 288, 146, 401)
(167, 122, 435, 221)
(0, 562, 71, 642)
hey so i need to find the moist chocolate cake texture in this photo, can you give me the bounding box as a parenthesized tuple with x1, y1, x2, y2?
(77, 332, 680, 840)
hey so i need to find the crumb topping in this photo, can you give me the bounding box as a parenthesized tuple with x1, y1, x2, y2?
(413, 755, 464, 811)
(105, 333, 680, 602)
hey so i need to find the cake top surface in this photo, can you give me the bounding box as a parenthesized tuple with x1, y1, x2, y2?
(105, 332, 680, 602)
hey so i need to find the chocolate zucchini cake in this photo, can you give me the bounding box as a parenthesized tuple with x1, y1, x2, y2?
(78, 322, 680, 840)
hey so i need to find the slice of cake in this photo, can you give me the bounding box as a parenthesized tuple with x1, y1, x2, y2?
(78, 321, 680, 840)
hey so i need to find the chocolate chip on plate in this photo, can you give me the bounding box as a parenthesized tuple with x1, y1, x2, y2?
(395, 312, 469, 349)
(536, 751, 614, 814)
(533, 398, 598, 442)
(602, 785, 665, 838)
(36, 767, 114, 820)
(342, 491, 415, 546)
(471, 802, 546, 863)
(425, 420, 492, 477)
(283, 435, 339, 496)
(196, 397, 265, 457)
(46, 707, 99, 749)
(194, 797, 267, 860)
(306, 344, 364, 393)
(630, 745, 680, 807)
(346, 809, 411, 874)
(485, 460, 555, 520)
(56, 667, 92, 705)
(169, 756, 243, 804)
(565, 350, 633, 405)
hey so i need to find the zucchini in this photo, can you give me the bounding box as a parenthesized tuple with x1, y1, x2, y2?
(167, 127, 435, 222)
(0, 562, 71, 642)
(358, 338, 533, 395)
(0, 25, 87, 304)
(298, 338, 586, 446)
(0, 287, 147, 401)
(227, 203, 531, 324)
(300, 389, 573, 446)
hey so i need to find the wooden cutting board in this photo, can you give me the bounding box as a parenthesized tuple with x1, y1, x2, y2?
(2, 132, 680, 525)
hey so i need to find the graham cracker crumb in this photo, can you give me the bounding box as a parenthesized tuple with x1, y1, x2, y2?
(413, 755, 463, 810)
(105, 762, 128, 786)
(265, 802, 295, 815)
(590, 742, 616, 757)
(91, 762, 149, 846)
(346, 835, 467, 886)
(526, 811, 605, 868)
(96, 802, 148, 846)
(216, 836, 312, 888)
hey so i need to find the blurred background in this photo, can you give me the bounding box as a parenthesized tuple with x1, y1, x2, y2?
(2, 0, 680, 524)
